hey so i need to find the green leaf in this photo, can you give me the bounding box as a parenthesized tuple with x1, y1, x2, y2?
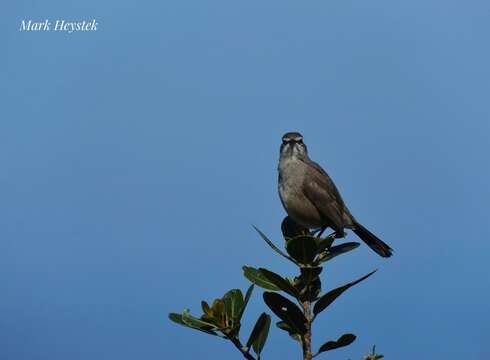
(318, 242, 360, 263)
(222, 289, 244, 335)
(209, 299, 227, 328)
(201, 301, 212, 316)
(313, 270, 377, 317)
(259, 268, 300, 298)
(263, 292, 307, 335)
(299, 267, 323, 285)
(281, 216, 310, 239)
(169, 311, 218, 336)
(315, 234, 336, 253)
(252, 314, 271, 355)
(276, 321, 293, 333)
(169, 313, 187, 326)
(276, 321, 302, 342)
(286, 235, 318, 265)
(182, 309, 218, 331)
(318, 333, 356, 353)
(294, 267, 323, 302)
(223, 289, 244, 324)
(243, 266, 281, 291)
(200, 300, 217, 324)
(253, 226, 298, 265)
(246, 313, 271, 355)
(238, 284, 254, 321)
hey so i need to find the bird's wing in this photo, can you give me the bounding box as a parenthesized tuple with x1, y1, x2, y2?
(308, 161, 346, 206)
(301, 159, 348, 230)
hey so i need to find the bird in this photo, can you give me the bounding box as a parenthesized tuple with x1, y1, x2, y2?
(277, 131, 393, 258)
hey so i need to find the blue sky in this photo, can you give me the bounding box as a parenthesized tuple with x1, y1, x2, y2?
(2, 1, 489, 359)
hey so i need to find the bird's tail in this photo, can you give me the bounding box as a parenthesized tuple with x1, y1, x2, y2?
(352, 222, 393, 258)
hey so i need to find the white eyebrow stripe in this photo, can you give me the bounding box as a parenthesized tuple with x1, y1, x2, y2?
(282, 135, 303, 142)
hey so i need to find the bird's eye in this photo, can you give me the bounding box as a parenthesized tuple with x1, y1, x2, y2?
(282, 140, 289, 145)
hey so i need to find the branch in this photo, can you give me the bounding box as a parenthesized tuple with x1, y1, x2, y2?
(227, 335, 257, 360)
(301, 300, 313, 360)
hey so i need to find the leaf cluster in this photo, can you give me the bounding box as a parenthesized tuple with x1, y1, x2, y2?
(242, 219, 376, 356)
(169, 216, 383, 359)
(169, 286, 270, 359)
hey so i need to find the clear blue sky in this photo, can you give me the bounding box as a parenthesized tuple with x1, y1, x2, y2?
(2, 1, 489, 359)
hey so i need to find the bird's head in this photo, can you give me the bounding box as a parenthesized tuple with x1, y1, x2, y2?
(280, 132, 308, 159)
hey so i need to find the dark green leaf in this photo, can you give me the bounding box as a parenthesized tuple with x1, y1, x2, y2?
(200, 300, 217, 324)
(207, 299, 227, 328)
(246, 313, 271, 355)
(286, 235, 318, 265)
(299, 267, 323, 285)
(253, 226, 298, 265)
(263, 292, 307, 335)
(276, 321, 293, 333)
(313, 270, 376, 317)
(259, 268, 300, 298)
(238, 284, 254, 321)
(201, 301, 212, 316)
(246, 313, 267, 348)
(295, 267, 323, 302)
(252, 314, 271, 355)
(318, 242, 360, 263)
(223, 289, 244, 325)
(276, 321, 302, 342)
(243, 266, 281, 291)
(281, 216, 310, 239)
(315, 234, 336, 253)
(169, 311, 218, 336)
(301, 279, 322, 302)
(169, 313, 187, 326)
(182, 309, 217, 331)
(318, 333, 356, 353)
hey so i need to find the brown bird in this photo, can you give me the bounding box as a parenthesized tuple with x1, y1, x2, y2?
(278, 131, 393, 258)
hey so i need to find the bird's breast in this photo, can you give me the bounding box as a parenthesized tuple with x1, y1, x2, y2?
(278, 158, 324, 228)
(278, 158, 306, 195)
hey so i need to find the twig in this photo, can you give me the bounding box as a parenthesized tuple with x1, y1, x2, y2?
(227, 335, 257, 360)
